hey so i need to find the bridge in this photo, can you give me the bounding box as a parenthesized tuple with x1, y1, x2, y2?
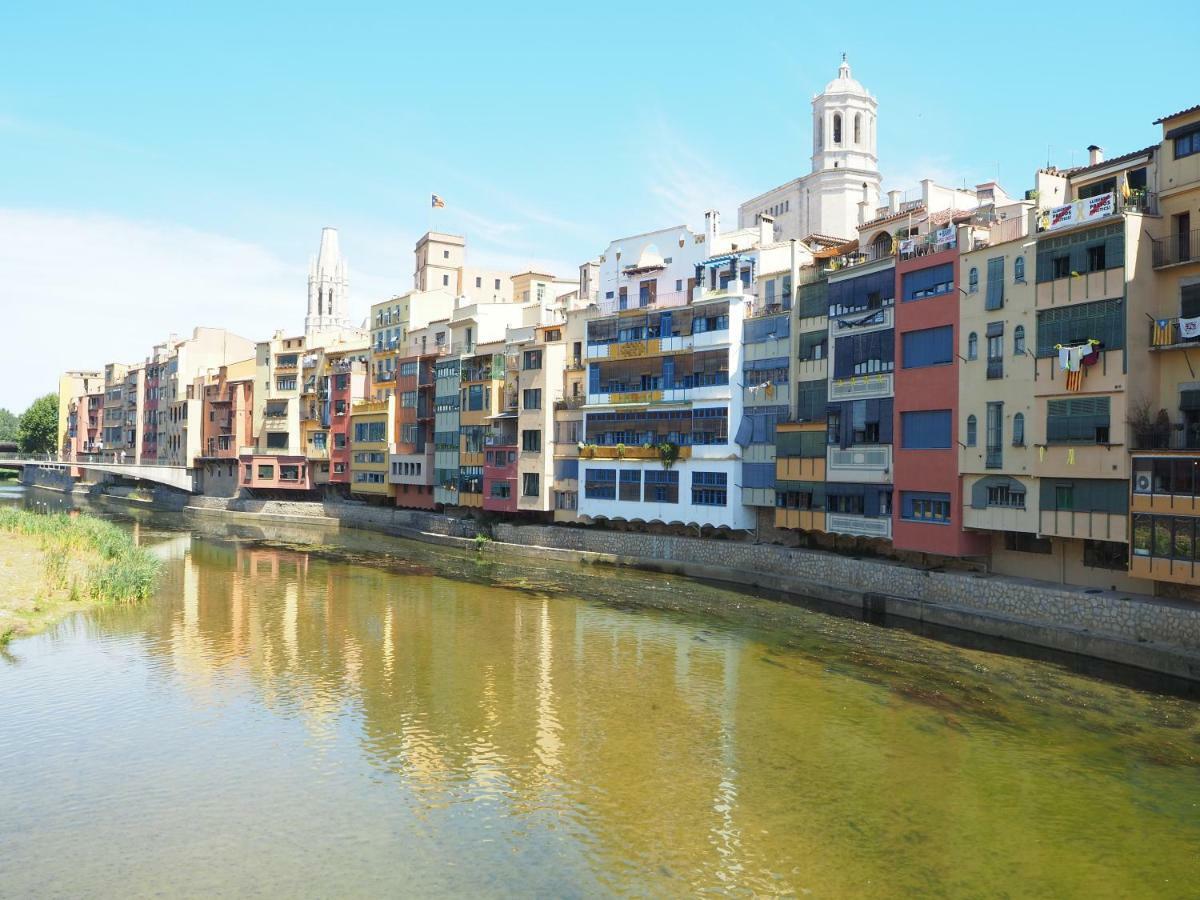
(1, 454, 198, 493)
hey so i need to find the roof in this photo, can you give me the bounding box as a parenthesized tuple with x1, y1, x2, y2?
(813, 240, 857, 259)
(1154, 104, 1200, 125)
(1065, 145, 1156, 176)
(860, 205, 927, 229)
(804, 233, 849, 247)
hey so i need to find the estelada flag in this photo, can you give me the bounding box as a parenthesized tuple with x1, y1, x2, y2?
(431, 194, 445, 208)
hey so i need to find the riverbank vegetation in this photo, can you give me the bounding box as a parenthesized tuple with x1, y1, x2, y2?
(0, 508, 160, 643)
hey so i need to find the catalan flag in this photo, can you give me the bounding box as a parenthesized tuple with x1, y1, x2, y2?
(431, 194, 445, 208)
(1065, 369, 1084, 392)
(1152, 319, 1174, 346)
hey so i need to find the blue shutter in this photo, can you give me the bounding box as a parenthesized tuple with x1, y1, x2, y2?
(901, 410, 951, 449)
(588, 363, 600, 394)
(662, 356, 674, 389)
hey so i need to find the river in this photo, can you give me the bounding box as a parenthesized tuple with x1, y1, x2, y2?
(1, 485, 1198, 897)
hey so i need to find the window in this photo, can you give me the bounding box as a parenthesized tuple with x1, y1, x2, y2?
(333, 462, 345, 474)
(967, 332, 978, 360)
(266, 432, 288, 449)
(1011, 412, 1026, 446)
(986, 328, 1004, 378)
(618, 470, 640, 501)
(797, 331, 827, 362)
(521, 429, 541, 452)
(833, 330, 894, 378)
(987, 484, 1025, 508)
(523, 350, 543, 370)
(279, 465, 300, 482)
(1055, 484, 1074, 510)
(1014, 257, 1026, 282)
(986, 402, 1004, 468)
(902, 325, 953, 368)
(691, 471, 727, 506)
(257, 464, 274, 480)
(584, 468, 616, 499)
(968, 268, 979, 293)
(1046, 397, 1110, 444)
(522, 388, 542, 410)
(522, 473, 540, 497)
(1013, 326, 1025, 356)
(1037, 223, 1124, 282)
(334, 433, 346, 449)
(1087, 244, 1106, 272)
(643, 470, 679, 503)
(443, 249, 450, 259)
(901, 410, 952, 449)
(986, 257, 1004, 310)
(854, 113, 861, 143)
(966, 415, 977, 447)
(491, 481, 511, 499)
(1006, 532, 1051, 554)
(353, 421, 387, 442)
(400, 391, 417, 408)
(901, 491, 951, 524)
(833, 113, 841, 144)
(1036, 298, 1124, 356)
(466, 384, 484, 411)
(276, 377, 297, 391)
(1175, 126, 1200, 159)
(902, 263, 953, 301)
(476, 276, 482, 289)
(442, 274, 449, 286)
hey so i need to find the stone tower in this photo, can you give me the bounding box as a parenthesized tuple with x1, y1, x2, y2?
(305, 227, 351, 339)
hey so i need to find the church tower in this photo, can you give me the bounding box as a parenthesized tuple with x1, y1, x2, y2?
(305, 227, 351, 339)
(807, 56, 882, 238)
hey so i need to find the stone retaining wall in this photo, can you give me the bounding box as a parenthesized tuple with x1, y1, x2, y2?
(493, 523, 1200, 653)
(189, 496, 478, 539)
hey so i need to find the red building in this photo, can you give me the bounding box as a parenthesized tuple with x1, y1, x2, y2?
(327, 353, 369, 487)
(892, 223, 989, 557)
(391, 351, 437, 509)
(483, 432, 518, 513)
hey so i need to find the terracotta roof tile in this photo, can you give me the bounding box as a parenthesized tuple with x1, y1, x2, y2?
(1065, 145, 1156, 176)
(1154, 104, 1200, 125)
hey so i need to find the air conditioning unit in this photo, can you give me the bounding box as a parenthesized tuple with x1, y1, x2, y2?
(1135, 473, 1152, 493)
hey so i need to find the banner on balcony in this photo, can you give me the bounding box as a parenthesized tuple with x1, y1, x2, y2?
(935, 227, 955, 246)
(1179, 315, 1200, 340)
(899, 238, 915, 254)
(1080, 192, 1116, 223)
(1045, 202, 1078, 231)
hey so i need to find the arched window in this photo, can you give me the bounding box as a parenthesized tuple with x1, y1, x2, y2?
(1013, 413, 1025, 446)
(854, 113, 861, 144)
(872, 231, 892, 259)
(968, 332, 978, 360)
(1013, 325, 1026, 356)
(1014, 256, 1026, 282)
(817, 118, 823, 149)
(966, 415, 977, 447)
(833, 113, 842, 144)
(968, 268, 979, 293)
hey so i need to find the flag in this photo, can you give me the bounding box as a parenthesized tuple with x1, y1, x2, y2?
(1152, 319, 1174, 346)
(1068, 448, 1076, 466)
(1121, 175, 1131, 201)
(431, 194, 445, 208)
(1065, 369, 1084, 392)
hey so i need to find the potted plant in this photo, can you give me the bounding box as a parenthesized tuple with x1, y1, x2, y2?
(658, 441, 679, 470)
(615, 442, 626, 459)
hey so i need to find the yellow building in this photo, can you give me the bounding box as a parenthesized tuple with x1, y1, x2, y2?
(348, 397, 394, 500)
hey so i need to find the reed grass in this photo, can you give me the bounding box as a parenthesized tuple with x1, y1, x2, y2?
(0, 508, 160, 604)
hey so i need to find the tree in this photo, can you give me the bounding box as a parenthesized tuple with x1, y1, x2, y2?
(0, 408, 17, 443)
(17, 394, 58, 455)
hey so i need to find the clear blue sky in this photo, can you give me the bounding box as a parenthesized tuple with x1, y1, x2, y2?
(2, 1, 1197, 412)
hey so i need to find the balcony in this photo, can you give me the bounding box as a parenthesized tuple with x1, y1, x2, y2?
(1148, 317, 1200, 350)
(1036, 190, 1156, 234)
(986, 446, 1003, 469)
(828, 372, 893, 402)
(986, 359, 1004, 380)
(586, 383, 731, 406)
(566, 358, 586, 371)
(554, 396, 585, 410)
(597, 289, 691, 316)
(826, 513, 892, 539)
(579, 445, 693, 462)
(1130, 423, 1200, 451)
(375, 371, 396, 383)
(1151, 228, 1200, 269)
(826, 241, 895, 273)
(827, 444, 891, 483)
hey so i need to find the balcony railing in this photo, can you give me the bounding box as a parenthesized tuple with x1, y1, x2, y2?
(1151, 228, 1200, 269)
(986, 359, 1004, 380)
(1149, 317, 1200, 349)
(1130, 424, 1200, 451)
(827, 241, 895, 273)
(597, 289, 690, 316)
(986, 447, 1003, 469)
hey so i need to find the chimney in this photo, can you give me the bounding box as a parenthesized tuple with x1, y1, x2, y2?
(704, 209, 720, 246)
(759, 214, 773, 246)
(1087, 144, 1104, 166)
(888, 190, 902, 214)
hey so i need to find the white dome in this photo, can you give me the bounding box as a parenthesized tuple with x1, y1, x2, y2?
(823, 57, 866, 95)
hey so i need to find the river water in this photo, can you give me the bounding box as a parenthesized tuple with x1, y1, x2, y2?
(1, 486, 1198, 897)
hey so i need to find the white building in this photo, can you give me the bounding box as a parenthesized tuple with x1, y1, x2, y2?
(739, 56, 882, 243)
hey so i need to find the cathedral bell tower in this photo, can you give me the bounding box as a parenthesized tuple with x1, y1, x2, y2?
(305, 227, 351, 340)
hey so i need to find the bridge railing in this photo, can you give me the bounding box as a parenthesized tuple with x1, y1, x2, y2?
(0, 452, 188, 469)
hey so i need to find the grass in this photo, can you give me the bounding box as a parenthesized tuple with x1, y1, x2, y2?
(0, 508, 161, 640)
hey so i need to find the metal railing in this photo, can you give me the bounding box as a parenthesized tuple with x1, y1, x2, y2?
(1151, 228, 1200, 269)
(1130, 424, 1200, 451)
(986, 360, 1004, 380)
(597, 289, 691, 316)
(986, 448, 1003, 469)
